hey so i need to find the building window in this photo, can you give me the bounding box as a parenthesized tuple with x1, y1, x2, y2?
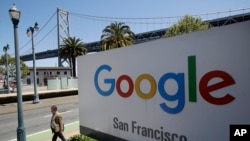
(27, 72, 30, 75)
(44, 78, 48, 86)
(64, 71, 67, 75)
(57, 71, 60, 75)
(44, 72, 46, 75)
(37, 78, 39, 85)
(36, 72, 39, 75)
(27, 78, 31, 85)
(50, 72, 52, 75)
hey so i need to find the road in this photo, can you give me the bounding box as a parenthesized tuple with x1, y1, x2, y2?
(0, 103, 79, 141)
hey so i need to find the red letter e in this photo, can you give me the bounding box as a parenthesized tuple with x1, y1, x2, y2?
(199, 70, 235, 105)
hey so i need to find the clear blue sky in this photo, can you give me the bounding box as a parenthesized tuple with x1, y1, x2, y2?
(0, 0, 249, 67)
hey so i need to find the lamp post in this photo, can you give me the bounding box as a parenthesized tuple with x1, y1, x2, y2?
(3, 44, 10, 93)
(27, 22, 39, 104)
(9, 4, 26, 141)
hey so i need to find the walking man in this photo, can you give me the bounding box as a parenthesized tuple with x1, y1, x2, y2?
(50, 105, 66, 141)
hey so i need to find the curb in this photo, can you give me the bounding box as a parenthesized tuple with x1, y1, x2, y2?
(0, 89, 78, 104)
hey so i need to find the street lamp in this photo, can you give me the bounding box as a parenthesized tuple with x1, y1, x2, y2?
(3, 44, 10, 93)
(9, 4, 26, 141)
(26, 22, 39, 104)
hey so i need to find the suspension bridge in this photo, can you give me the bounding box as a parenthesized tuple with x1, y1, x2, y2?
(19, 8, 250, 67)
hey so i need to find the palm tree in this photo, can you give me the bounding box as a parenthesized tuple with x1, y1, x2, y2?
(59, 37, 87, 77)
(101, 22, 135, 51)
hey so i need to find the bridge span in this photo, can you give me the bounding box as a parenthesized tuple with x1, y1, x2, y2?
(20, 12, 250, 62)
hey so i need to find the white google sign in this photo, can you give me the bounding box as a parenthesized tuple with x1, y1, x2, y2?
(78, 21, 250, 141)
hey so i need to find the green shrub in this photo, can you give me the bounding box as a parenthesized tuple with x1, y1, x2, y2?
(67, 134, 97, 141)
(67, 134, 85, 141)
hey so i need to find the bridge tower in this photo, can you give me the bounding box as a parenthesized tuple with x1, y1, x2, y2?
(57, 8, 70, 67)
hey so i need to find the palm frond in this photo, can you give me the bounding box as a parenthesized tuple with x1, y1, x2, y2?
(100, 22, 135, 51)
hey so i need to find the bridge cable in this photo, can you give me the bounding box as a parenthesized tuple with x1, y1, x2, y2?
(18, 11, 57, 56)
(68, 7, 250, 23)
(21, 24, 57, 55)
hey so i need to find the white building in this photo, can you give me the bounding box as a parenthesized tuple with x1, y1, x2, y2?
(23, 67, 71, 86)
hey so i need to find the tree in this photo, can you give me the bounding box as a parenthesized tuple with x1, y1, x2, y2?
(0, 54, 29, 79)
(165, 15, 210, 37)
(101, 22, 135, 51)
(59, 36, 87, 77)
(0, 67, 4, 75)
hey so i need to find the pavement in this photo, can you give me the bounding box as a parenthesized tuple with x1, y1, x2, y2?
(0, 86, 81, 140)
(10, 121, 80, 141)
(0, 85, 78, 104)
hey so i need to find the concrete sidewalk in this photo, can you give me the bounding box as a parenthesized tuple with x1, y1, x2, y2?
(0, 95, 80, 140)
(0, 87, 78, 104)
